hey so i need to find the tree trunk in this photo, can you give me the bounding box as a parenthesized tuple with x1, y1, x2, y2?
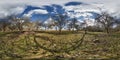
(106, 28, 109, 34)
(59, 28, 62, 33)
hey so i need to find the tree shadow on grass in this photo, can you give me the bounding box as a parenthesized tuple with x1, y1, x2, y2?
(35, 31, 81, 35)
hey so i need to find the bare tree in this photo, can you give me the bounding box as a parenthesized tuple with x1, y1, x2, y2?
(43, 17, 55, 30)
(68, 17, 80, 31)
(0, 20, 10, 32)
(52, 14, 67, 33)
(34, 20, 42, 31)
(7, 16, 31, 31)
(0, 16, 15, 32)
(114, 20, 120, 32)
(95, 11, 116, 34)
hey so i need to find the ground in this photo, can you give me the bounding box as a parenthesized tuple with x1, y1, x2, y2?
(0, 31, 120, 60)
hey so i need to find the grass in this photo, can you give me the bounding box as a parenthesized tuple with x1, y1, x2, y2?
(0, 31, 120, 60)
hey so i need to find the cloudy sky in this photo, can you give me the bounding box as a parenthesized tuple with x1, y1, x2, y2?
(0, 0, 120, 19)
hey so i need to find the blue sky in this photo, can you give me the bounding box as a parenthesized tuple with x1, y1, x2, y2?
(0, 0, 120, 21)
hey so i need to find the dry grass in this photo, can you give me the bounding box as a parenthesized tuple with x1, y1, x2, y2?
(0, 31, 120, 60)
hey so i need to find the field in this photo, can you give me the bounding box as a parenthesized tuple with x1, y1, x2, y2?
(0, 31, 120, 60)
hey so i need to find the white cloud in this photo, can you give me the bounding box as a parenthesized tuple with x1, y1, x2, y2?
(0, 4, 25, 18)
(23, 9, 48, 17)
(65, 4, 100, 19)
(33, 9, 48, 14)
(0, 0, 119, 18)
(0, 11, 8, 18)
(10, 6, 25, 15)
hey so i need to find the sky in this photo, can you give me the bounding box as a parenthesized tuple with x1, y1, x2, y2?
(0, 0, 120, 20)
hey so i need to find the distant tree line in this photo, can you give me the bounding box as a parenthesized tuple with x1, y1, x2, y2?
(0, 10, 120, 33)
